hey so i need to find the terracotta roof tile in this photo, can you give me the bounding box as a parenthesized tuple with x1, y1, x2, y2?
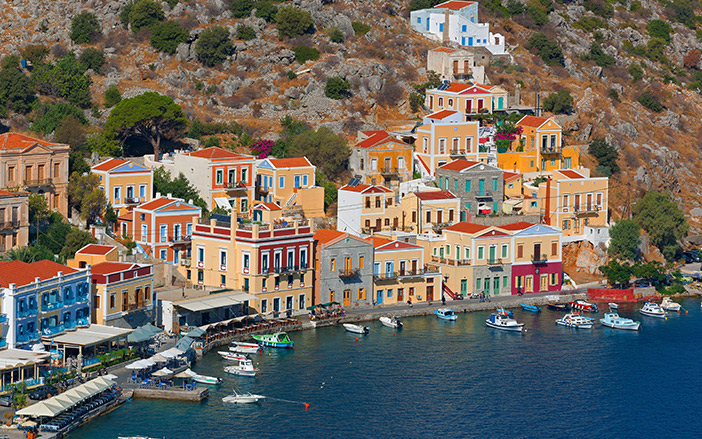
(432, 47, 456, 53)
(188, 147, 252, 160)
(254, 202, 282, 211)
(90, 262, 139, 275)
(0, 133, 59, 151)
(499, 221, 535, 231)
(76, 244, 117, 256)
(426, 109, 458, 120)
(268, 157, 313, 168)
(415, 190, 457, 200)
(503, 171, 521, 182)
(558, 170, 585, 179)
(137, 197, 174, 211)
(438, 159, 479, 171)
(339, 184, 393, 194)
(444, 222, 489, 234)
(435, 0, 475, 9)
(517, 116, 549, 128)
(355, 131, 393, 149)
(314, 229, 346, 244)
(0, 260, 79, 288)
(0, 190, 29, 197)
(92, 158, 128, 172)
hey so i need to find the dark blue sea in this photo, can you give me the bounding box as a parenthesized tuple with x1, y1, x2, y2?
(69, 299, 702, 439)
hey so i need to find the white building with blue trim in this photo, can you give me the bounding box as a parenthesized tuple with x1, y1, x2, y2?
(410, 1, 506, 55)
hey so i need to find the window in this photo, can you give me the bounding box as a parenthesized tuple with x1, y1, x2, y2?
(478, 179, 485, 195)
(110, 293, 115, 309)
(197, 246, 205, 263)
(448, 98, 453, 107)
(216, 169, 223, 184)
(8, 166, 14, 181)
(366, 198, 371, 208)
(160, 249, 167, 260)
(426, 210, 431, 224)
(564, 157, 572, 169)
(359, 256, 364, 268)
(478, 246, 484, 259)
(530, 201, 537, 208)
(220, 249, 227, 267)
(287, 249, 294, 268)
(438, 97, 443, 106)
(439, 138, 446, 154)
(376, 197, 381, 208)
(517, 244, 523, 258)
(501, 244, 508, 258)
(492, 177, 498, 191)
(412, 211, 417, 223)
(503, 276, 508, 288)
(417, 17, 421, 23)
(228, 169, 236, 184)
(398, 157, 405, 170)
(448, 209, 454, 222)
(359, 288, 366, 300)
(242, 252, 250, 270)
(302, 174, 308, 186)
(279, 176, 285, 188)
(53, 163, 60, 178)
(563, 220, 569, 230)
(261, 299, 268, 313)
(330, 258, 336, 272)
(475, 278, 482, 291)
(550, 273, 559, 285)
(294, 175, 301, 188)
(423, 137, 428, 153)
(160, 224, 167, 241)
(298, 294, 306, 310)
(455, 245, 460, 259)
(95, 295, 100, 309)
(360, 158, 364, 170)
(465, 180, 471, 192)
(221, 274, 226, 285)
(464, 247, 470, 259)
(542, 135, 548, 150)
(563, 194, 569, 211)
(241, 167, 248, 182)
(186, 223, 192, 236)
(300, 248, 308, 268)
(462, 24, 466, 32)
(114, 186, 121, 203)
(551, 241, 558, 256)
(550, 134, 557, 148)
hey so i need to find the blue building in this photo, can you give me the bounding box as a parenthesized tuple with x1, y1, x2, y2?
(0, 260, 91, 349)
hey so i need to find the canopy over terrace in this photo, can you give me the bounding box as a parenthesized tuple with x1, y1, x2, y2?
(17, 377, 115, 418)
(48, 325, 132, 370)
(0, 349, 51, 391)
(172, 291, 258, 331)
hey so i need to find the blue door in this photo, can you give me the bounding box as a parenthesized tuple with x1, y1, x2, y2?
(377, 290, 383, 305)
(498, 97, 504, 110)
(461, 37, 465, 45)
(439, 23, 443, 32)
(468, 37, 473, 46)
(426, 19, 430, 31)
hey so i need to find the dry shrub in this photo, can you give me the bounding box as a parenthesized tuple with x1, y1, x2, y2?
(325, 55, 340, 67)
(104, 29, 130, 54)
(50, 43, 67, 58)
(287, 35, 314, 47)
(135, 28, 152, 43)
(250, 102, 263, 118)
(376, 81, 404, 106)
(239, 56, 258, 70)
(549, 65, 569, 79)
(608, 67, 630, 82)
(317, 41, 334, 53)
(399, 64, 418, 82)
(621, 147, 640, 168)
(343, 117, 363, 135)
(177, 14, 199, 30)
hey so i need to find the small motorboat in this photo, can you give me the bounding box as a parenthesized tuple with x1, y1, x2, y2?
(183, 369, 222, 385)
(230, 342, 262, 354)
(640, 301, 666, 319)
(218, 351, 249, 361)
(343, 323, 370, 334)
(495, 307, 514, 317)
(608, 302, 619, 310)
(556, 313, 594, 329)
(251, 332, 294, 348)
(224, 357, 259, 377)
(485, 313, 525, 332)
(570, 299, 598, 313)
(600, 312, 640, 330)
(660, 297, 681, 312)
(222, 389, 266, 404)
(434, 308, 457, 321)
(547, 303, 568, 311)
(520, 304, 541, 313)
(379, 316, 403, 328)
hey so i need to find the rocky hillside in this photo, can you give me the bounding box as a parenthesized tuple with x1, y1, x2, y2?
(2, 0, 702, 231)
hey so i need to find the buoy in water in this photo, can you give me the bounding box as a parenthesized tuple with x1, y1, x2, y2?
(355, 337, 358, 341)
(393, 333, 396, 335)
(304, 403, 310, 410)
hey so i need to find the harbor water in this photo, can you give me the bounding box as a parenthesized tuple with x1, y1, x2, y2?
(69, 299, 702, 438)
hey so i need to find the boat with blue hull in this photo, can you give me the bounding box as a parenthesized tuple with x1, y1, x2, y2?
(435, 309, 457, 321)
(600, 312, 640, 331)
(520, 304, 541, 313)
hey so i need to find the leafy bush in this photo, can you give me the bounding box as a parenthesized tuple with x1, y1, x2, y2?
(528, 32, 564, 66)
(33, 55, 92, 108)
(647, 19, 672, 43)
(608, 220, 640, 260)
(236, 25, 257, 41)
(329, 27, 345, 43)
(120, 1, 135, 28)
(351, 21, 370, 35)
(286, 70, 297, 80)
(376, 81, 404, 106)
(542, 90, 573, 114)
(71, 13, 101, 44)
(231, 0, 256, 18)
(292, 45, 320, 63)
(0, 63, 36, 114)
(638, 91, 663, 112)
(628, 63, 643, 81)
(588, 42, 615, 67)
(79, 48, 105, 72)
(589, 137, 620, 175)
(645, 38, 670, 64)
(195, 26, 233, 66)
(669, 0, 695, 28)
(31, 102, 86, 135)
(255, 1, 278, 22)
(526, 2, 549, 25)
(104, 86, 122, 107)
(409, 92, 423, 113)
(276, 6, 314, 38)
(573, 16, 605, 32)
(150, 20, 188, 53)
(505, 0, 524, 15)
(128, 0, 164, 32)
(20, 45, 49, 65)
(289, 127, 350, 176)
(607, 88, 620, 102)
(633, 191, 688, 261)
(204, 136, 221, 147)
(583, 0, 613, 18)
(324, 77, 350, 99)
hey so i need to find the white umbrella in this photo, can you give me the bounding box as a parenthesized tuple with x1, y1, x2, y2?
(103, 373, 118, 380)
(125, 360, 148, 370)
(140, 358, 156, 367)
(152, 367, 173, 377)
(149, 354, 168, 363)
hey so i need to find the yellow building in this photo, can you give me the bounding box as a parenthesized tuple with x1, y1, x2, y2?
(337, 184, 401, 236)
(503, 172, 522, 198)
(92, 158, 153, 216)
(255, 157, 324, 218)
(425, 82, 509, 116)
(366, 236, 441, 305)
(90, 262, 154, 326)
(400, 190, 460, 234)
(350, 130, 413, 189)
(67, 244, 119, 269)
(539, 169, 609, 237)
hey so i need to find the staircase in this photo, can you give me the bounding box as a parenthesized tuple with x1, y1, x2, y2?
(285, 192, 298, 207)
(442, 283, 461, 300)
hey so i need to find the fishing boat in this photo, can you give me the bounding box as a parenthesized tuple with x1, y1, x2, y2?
(343, 323, 370, 334)
(520, 304, 541, 313)
(230, 342, 262, 354)
(434, 308, 457, 321)
(608, 302, 619, 310)
(547, 303, 568, 311)
(555, 313, 594, 329)
(184, 369, 223, 385)
(660, 297, 681, 312)
(222, 389, 266, 404)
(495, 307, 514, 317)
(218, 351, 249, 361)
(251, 332, 294, 348)
(224, 357, 258, 377)
(570, 299, 598, 313)
(485, 313, 525, 332)
(640, 301, 666, 318)
(379, 316, 403, 328)
(600, 312, 640, 330)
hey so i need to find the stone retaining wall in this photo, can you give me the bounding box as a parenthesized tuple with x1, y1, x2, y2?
(132, 387, 208, 401)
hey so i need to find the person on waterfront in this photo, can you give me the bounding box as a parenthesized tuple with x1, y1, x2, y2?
(441, 294, 446, 305)
(407, 299, 412, 307)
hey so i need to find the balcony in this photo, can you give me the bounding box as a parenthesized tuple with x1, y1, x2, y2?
(339, 268, 361, 279)
(273, 265, 309, 274)
(181, 258, 192, 267)
(42, 302, 64, 313)
(573, 205, 601, 217)
(487, 257, 503, 265)
(541, 145, 560, 154)
(23, 178, 53, 188)
(77, 317, 89, 327)
(64, 320, 76, 331)
(124, 303, 144, 311)
(451, 68, 473, 79)
(449, 148, 471, 157)
(16, 308, 36, 319)
(431, 255, 472, 266)
(125, 196, 141, 205)
(76, 294, 89, 303)
(374, 272, 399, 281)
(63, 296, 75, 306)
(225, 181, 249, 191)
(255, 183, 270, 196)
(398, 268, 440, 278)
(532, 254, 548, 264)
(380, 167, 401, 178)
(171, 235, 191, 246)
(432, 222, 452, 233)
(0, 221, 20, 231)
(42, 324, 65, 337)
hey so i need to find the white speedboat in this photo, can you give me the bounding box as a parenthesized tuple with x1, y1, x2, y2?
(434, 308, 457, 321)
(608, 302, 619, 310)
(218, 351, 249, 361)
(640, 302, 666, 318)
(222, 389, 265, 404)
(485, 313, 525, 332)
(224, 357, 258, 377)
(556, 313, 594, 329)
(343, 323, 369, 334)
(660, 297, 681, 312)
(379, 316, 403, 328)
(600, 312, 640, 330)
(230, 342, 262, 354)
(182, 368, 222, 385)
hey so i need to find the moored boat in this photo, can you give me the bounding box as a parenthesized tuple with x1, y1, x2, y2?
(222, 389, 266, 404)
(495, 307, 514, 317)
(224, 357, 258, 377)
(343, 323, 370, 334)
(600, 312, 640, 330)
(660, 297, 681, 312)
(379, 316, 403, 328)
(520, 304, 541, 313)
(485, 313, 525, 332)
(608, 302, 619, 310)
(434, 308, 457, 321)
(185, 369, 222, 385)
(218, 351, 249, 361)
(640, 302, 666, 319)
(556, 313, 594, 329)
(570, 299, 598, 313)
(251, 332, 294, 348)
(547, 303, 568, 311)
(230, 342, 262, 354)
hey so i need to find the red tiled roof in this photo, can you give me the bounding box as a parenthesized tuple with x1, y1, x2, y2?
(314, 229, 346, 244)
(364, 236, 393, 249)
(268, 157, 313, 168)
(254, 202, 282, 211)
(444, 222, 489, 234)
(0, 133, 57, 151)
(444, 83, 472, 93)
(435, 0, 475, 9)
(518, 116, 549, 128)
(355, 131, 393, 149)
(137, 197, 174, 211)
(503, 171, 521, 182)
(117, 212, 133, 222)
(92, 158, 128, 172)
(339, 184, 393, 194)
(458, 85, 492, 95)
(432, 47, 456, 53)
(426, 110, 458, 120)
(499, 222, 535, 231)
(0, 189, 29, 197)
(367, 237, 420, 251)
(90, 262, 139, 275)
(438, 159, 479, 171)
(188, 147, 251, 160)
(76, 244, 116, 256)
(0, 260, 78, 288)
(415, 190, 457, 200)
(559, 170, 585, 179)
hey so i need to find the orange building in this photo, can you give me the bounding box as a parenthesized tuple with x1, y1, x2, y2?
(425, 82, 509, 116)
(255, 157, 324, 218)
(67, 244, 119, 269)
(92, 158, 152, 216)
(349, 130, 413, 189)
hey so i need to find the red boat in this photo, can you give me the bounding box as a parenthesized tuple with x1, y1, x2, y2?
(569, 299, 599, 313)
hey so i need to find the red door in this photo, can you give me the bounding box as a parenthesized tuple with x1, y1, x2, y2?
(466, 100, 472, 113)
(477, 99, 484, 112)
(426, 286, 434, 302)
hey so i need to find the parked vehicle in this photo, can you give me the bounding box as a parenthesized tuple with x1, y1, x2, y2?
(29, 385, 58, 400)
(0, 394, 14, 407)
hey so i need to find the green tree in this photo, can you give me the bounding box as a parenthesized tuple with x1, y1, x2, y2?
(633, 191, 688, 261)
(255, 1, 278, 22)
(79, 48, 105, 72)
(671, 0, 695, 28)
(69, 151, 91, 175)
(68, 172, 107, 224)
(104, 204, 118, 228)
(120, 1, 136, 28)
(351, 21, 370, 35)
(528, 32, 564, 66)
(152, 167, 208, 211)
(195, 26, 234, 67)
(647, 19, 672, 43)
(231, 0, 256, 18)
(150, 20, 188, 54)
(288, 127, 349, 177)
(276, 6, 314, 38)
(19, 45, 49, 65)
(628, 63, 643, 81)
(324, 76, 350, 99)
(598, 260, 632, 288)
(129, 0, 164, 32)
(542, 90, 573, 114)
(638, 91, 663, 112)
(28, 193, 50, 225)
(328, 27, 344, 43)
(55, 115, 88, 151)
(293, 45, 320, 63)
(60, 229, 97, 261)
(632, 260, 665, 284)
(33, 54, 93, 108)
(105, 92, 188, 160)
(31, 102, 86, 135)
(588, 42, 615, 67)
(236, 25, 257, 41)
(71, 12, 101, 44)
(38, 222, 73, 255)
(608, 219, 640, 260)
(0, 64, 35, 114)
(588, 137, 620, 175)
(316, 172, 337, 210)
(104, 85, 122, 107)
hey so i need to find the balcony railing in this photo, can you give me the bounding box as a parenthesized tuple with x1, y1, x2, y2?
(273, 265, 309, 274)
(398, 268, 440, 278)
(380, 167, 401, 177)
(531, 254, 548, 264)
(374, 272, 399, 280)
(449, 148, 471, 156)
(339, 268, 361, 279)
(125, 196, 141, 204)
(255, 184, 270, 195)
(42, 302, 64, 312)
(76, 294, 89, 303)
(23, 178, 53, 187)
(77, 317, 90, 327)
(64, 320, 76, 331)
(225, 181, 248, 190)
(124, 303, 144, 311)
(0, 221, 20, 231)
(487, 257, 503, 265)
(541, 145, 560, 154)
(42, 324, 65, 337)
(573, 205, 601, 217)
(181, 258, 192, 267)
(431, 255, 472, 266)
(16, 308, 37, 319)
(63, 296, 75, 306)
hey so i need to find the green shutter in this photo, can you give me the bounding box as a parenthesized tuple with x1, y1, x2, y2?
(465, 180, 471, 192)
